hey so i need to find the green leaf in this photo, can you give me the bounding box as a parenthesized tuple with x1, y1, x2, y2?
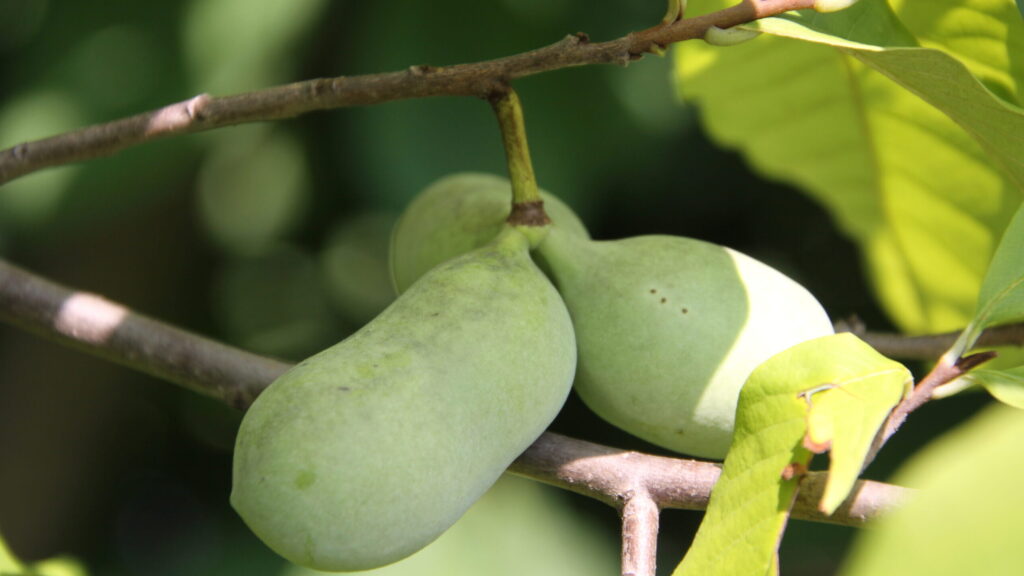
(802, 344, 912, 514)
(841, 405, 1024, 576)
(963, 366, 1024, 408)
(674, 2, 1021, 334)
(889, 0, 1024, 106)
(974, 203, 1024, 329)
(749, 3, 1024, 190)
(673, 333, 908, 575)
(946, 202, 1024, 356)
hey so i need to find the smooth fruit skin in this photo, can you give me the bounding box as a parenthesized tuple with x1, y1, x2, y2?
(231, 227, 576, 571)
(390, 172, 589, 294)
(536, 227, 833, 459)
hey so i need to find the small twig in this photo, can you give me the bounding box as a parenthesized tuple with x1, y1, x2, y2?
(0, 0, 817, 186)
(865, 350, 998, 464)
(620, 491, 660, 576)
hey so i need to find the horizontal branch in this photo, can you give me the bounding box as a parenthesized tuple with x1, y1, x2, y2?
(0, 256, 906, 527)
(0, 259, 288, 409)
(859, 324, 1024, 360)
(0, 0, 816, 186)
(510, 432, 906, 527)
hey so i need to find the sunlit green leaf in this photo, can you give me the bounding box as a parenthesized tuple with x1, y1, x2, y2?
(675, 333, 903, 576)
(802, 340, 912, 514)
(748, 3, 1024, 190)
(889, 0, 1024, 106)
(841, 405, 1024, 576)
(286, 476, 617, 576)
(962, 366, 1024, 408)
(974, 203, 1024, 329)
(674, 1, 1020, 334)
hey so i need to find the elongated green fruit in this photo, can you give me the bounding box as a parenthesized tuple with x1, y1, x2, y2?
(232, 227, 576, 571)
(390, 172, 589, 294)
(536, 228, 833, 459)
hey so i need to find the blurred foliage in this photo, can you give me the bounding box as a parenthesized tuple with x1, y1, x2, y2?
(841, 405, 1024, 576)
(0, 0, 1002, 575)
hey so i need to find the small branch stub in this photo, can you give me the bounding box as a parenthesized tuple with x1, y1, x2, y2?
(489, 89, 551, 228)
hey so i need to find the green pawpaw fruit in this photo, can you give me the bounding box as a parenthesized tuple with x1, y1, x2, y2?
(232, 226, 576, 571)
(536, 227, 833, 459)
(389, 173, 588, 294)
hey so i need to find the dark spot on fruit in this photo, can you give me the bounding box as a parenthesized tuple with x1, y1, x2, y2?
(650, 288, 657, 294)
(294, 470, 317, 489)
(660, 297, 667, 304)
(681, 308, 689, 314)
(337, 386, 351, 392)
(676, 428, 686, 436)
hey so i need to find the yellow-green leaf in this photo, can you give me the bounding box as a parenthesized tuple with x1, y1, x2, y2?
(974, 203, 1024, 329)
(750, 4, 1024, 189)
(802, 343, 912, 514)
(674, 0, 1021, 334)
(963, 366, 1024, 408)
(948, 202, 1024, 356)
(673, 333, 908, 575)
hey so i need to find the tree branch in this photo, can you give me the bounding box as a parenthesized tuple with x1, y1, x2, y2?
(0, 259, 289, 409)
(857, 324, 1024, 360)
(0, 0, 817, 186)
(0, 256, 913, 576)
(0, 256, 906, 532)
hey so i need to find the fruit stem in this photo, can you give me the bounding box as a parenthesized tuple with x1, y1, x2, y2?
(489, 89, 550, 228)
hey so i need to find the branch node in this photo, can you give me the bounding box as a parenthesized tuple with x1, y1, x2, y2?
(408, 64, 441, 77)
(955, 350, 998, 372)
(186, 93, 212, 121)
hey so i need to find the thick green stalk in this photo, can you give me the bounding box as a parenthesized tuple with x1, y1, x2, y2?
(489, 90, 549, 232)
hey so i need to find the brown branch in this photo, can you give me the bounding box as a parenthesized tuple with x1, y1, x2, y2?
(0, 256, 906, 534)
(509, 432, 906, 528)
(857, 324, 1024, 360)
(0, 259, 289, 409)
(619, 491, 660, 576)
(0, 0, 816, 186)
(864, 350, 998, 465)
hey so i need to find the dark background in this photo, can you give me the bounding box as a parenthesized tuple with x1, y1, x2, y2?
(0, 0, 991, 574)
